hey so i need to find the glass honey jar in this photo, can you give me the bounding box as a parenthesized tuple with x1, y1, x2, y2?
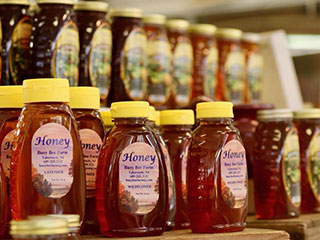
(294, 109, 320, 213)
(254, 109, 300, 219)
(189, 24, 217, 101)
(216, 28, 245, 103)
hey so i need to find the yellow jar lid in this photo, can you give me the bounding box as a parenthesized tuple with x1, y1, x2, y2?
(23, 79, 70, 104)
(149, 106, 156, 122)
(0, 86, 23, 108)
(109, 8, 143, 18)
(10, 218, 69, 236)
(155, 111, 160, 126)
(160, 110, 194, 125)
(0, 0, 29, 5)
(242, 32, 261, 43)
(37, 0, 74, 4)
(258, 109, 293, 119)
(74, 1, 108, 12)
(47, 214, 80, 229)
(143, 14, 166, 25)
(70, 87, 100, 110)
(165, 19, 189, 30)
(189, 24, 217, 35)
(294, 109, 320, 119)
(100, 110, 113, 126)
(216, 28, 243, 40)
(111, 101, 150, 118)
(196, 102, 233, 119)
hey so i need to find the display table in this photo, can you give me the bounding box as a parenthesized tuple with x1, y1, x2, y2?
(83, 228, 289, 240)
(247, 214, 320, 240)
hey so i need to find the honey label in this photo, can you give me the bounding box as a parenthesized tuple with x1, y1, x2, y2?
(146, 39, 172, 105)
(89, 23, 112, 100)
(79, 129, 102, 197)
(282, 128, 301, 207)
(224, 50, 245, 102)
(161, 145, 175, 209)
(221, 140, 247, 208)
(121, 28, 147, 100)
(119, 142, 159, 214)
(247, 53, 263, 102)
(31, 123, 73, 199)
(172, 42, 193, 107)
(52, 21, 80, 86)
(9, 16, 32, 85)
(307, 130, 320, 201)
(1, 130, 15, 179)
(204, 46, 218, 98)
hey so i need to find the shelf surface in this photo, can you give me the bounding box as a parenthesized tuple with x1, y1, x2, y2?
(83, 228, 290, 240)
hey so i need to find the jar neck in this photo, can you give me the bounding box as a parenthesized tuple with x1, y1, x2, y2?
(114, 118, 147, 126)
(198, 118, 233, 126)
(161, 125, 193, 131)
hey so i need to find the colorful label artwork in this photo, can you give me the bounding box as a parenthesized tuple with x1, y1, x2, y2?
(224, 50, 245, 102)
(121, 28, 148, 100)
(9, 16, 32, 85)
(31, 123, 73, 199)
(52, 21, 80, 86)
(146, 39, 172, 105)
(172, 41, 193, 106)
(119, 142, 159, 214)
(282, 128, 301, 207)
(308, 130, 320, 201)
(204, 46, 218, 98)
(220, 140, 248, 208)
(89, 23, 112, 100)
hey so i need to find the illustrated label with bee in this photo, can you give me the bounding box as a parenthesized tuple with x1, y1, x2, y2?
(308, 130, 320, 201)
(282, 128, 301, 207)
(220, 140, 248, 209)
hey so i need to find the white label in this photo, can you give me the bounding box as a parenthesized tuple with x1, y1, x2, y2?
(79, 128, 102, 196)
(119, 142, 159, 214)
(31, 123, 73, 198)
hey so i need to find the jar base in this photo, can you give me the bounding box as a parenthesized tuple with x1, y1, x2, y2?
(101, 227, 165, 237)
(191, 222, 246, 233)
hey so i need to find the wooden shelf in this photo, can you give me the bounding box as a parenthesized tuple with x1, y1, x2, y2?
(83, 228, 289, 240)
(247, 214, 320, 240)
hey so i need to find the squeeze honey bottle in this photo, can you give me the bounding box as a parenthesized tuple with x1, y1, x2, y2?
(189, 24, 217, 100)
(188, 102, 248, 233)
(294, 109, 320, 213)
(160, 110, 194, 229)
(107, 9, 147, 105)
(0, 0, 32, 85)
(0, 86, 23, 237)
(75, 1, 111, 105)
(10, 218, 69, 240)
(70, 87, 105, 234)
(10, 79, 85, 223)
(166, 19, 193, 108)
(216, 28, 245, 102)
(31, 0, 79, 86)
(96, 101, 168, 237)
(148, 106, 176, 230)
(254, 109, 300, 219)
(143, 14, 172, 110)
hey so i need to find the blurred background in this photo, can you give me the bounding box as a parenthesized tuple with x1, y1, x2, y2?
(86, 0, 320, 108)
